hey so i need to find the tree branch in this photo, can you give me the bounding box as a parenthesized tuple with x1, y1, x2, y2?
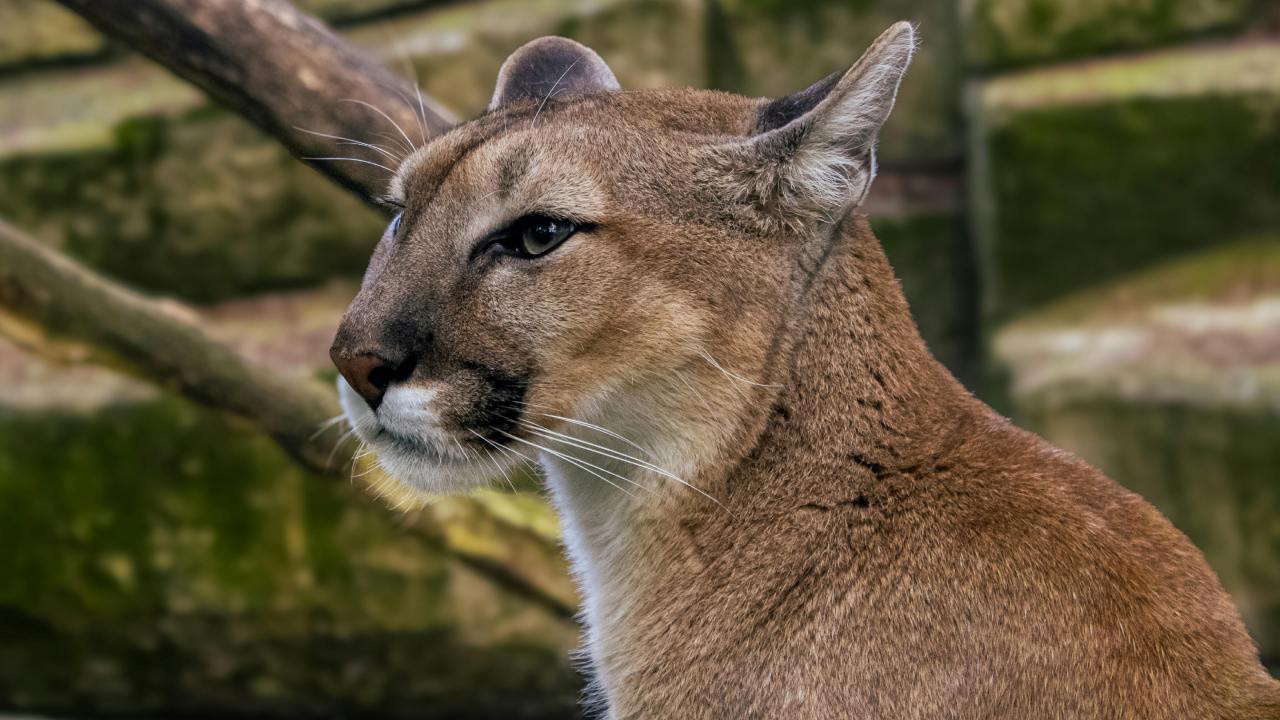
(0, 218, 343, 471)
(56, 0, 454, 204)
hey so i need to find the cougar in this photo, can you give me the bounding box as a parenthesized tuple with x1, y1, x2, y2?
(330, 23, 1280, 718)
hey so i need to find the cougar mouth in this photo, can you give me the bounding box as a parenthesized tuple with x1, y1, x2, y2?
(371, 425, 456, 462)
(337, 376, 524, 494)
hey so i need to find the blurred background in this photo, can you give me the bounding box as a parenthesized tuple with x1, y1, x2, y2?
(0, 0, 1276, 717)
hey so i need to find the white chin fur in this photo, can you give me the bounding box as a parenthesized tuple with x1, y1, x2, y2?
(337, 377, 515, 495)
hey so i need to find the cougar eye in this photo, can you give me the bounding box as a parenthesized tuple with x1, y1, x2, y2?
(503, 215, 578, 258)
(388, 212, 403, 238)
(472, 214, 583, 263)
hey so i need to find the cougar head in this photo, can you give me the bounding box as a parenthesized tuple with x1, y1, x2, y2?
(330, 23, 915, 496)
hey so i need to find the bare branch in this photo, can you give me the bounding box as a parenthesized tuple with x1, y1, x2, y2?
(0, 217, 343, 470)
(56, 0, 454, 204)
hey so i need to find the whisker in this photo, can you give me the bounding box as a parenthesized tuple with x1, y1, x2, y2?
(467, 430, 521, 493)
(373, 131, 415, 158)
(348, 439, 373, 487)
(473, 425, 542, 476)
(311, 413, 349, 440)
(520, 420, 671, 481)
(493, 428, 638, 497)
(699, 349, 783, 388)
(413, 86, 432, 146)
(501, 403, 732, 512)
(476, 440, 514, 489)
(301, 156, 396, 174)
(340, 98, 418, 155)
(326, 426, 360, 470)
(519, 420, 726, 510)
(493, 441, 540, 476)
(338, 139, 399, 161)
(508, 402, 651, 456)
(400, 64, 431, 148)
(374, 22, 431, 146)
(534, 57, 583, 125)
(673, 369, 715, 410)
(294, 126, 403, 162)
(381, 79, 427, 147)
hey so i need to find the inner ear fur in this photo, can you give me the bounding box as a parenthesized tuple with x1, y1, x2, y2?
(489, 36, 620, 111)
(709, 22, 916, 230)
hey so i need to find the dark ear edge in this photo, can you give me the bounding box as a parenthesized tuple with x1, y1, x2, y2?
(756, 70, 841, 133)
(488, 36, 620, 111)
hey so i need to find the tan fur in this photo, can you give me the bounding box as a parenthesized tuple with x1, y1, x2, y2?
(331, 27, 1280, 718)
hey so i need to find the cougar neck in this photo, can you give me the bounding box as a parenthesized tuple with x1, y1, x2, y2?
(757, 214, 972, 486)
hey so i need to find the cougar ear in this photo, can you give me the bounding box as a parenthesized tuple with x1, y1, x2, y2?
(488, 36, 620, 111)
(713, 22, 916, 228)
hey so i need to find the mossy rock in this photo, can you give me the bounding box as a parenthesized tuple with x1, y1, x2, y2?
(999, 238, 1280, 331)
(994, 237, 1280, 414)
(0, 395, 580, 718)
(971, 43, 1280, 325)
(975, 41, 1280, 117)
(964, 0, 1256, 70)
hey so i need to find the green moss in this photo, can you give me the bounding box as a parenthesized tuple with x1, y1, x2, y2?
(981, 93, 1280, 323)
(0, 397, 579, 717)
(966, 0, 1255, 70)
(0, 399, 421, 622)
(1020, 398, 1280, 661)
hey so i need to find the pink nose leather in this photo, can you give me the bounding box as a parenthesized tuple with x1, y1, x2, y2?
(331, 351, 396, 410)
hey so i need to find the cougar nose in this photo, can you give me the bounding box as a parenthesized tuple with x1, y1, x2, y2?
(331, 351, 408, 411)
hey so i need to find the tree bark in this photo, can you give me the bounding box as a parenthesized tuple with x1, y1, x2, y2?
(56, 0, 454, 204)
